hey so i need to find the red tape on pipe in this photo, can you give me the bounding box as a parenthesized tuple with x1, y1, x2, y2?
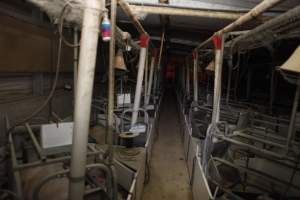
(140, 34, 150, 48)
(213, 34, 223, 50)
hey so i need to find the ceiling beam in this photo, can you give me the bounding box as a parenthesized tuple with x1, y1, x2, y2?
(118, 0, 148, 36)
(129, 4, 245, 20)
(195, 0, 283, 50)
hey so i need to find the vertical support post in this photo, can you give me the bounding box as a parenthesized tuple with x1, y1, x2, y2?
(107, 0, 117, 164)
(212, 34, 225, 125)
(153, 31, 165, 95)
(144, 50, 149, 105)
(69, 1, 103, 199)
(193, 51, 198, 103)
(145, 49, 157, 105)
(186, 57, 190, 99)
(73, 26, 79, 100)
(286, 81, 300, 150)
(132, 34, 150, 126)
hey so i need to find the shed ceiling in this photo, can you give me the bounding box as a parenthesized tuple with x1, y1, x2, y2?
(3, 0, 300, 52)
(118, 0, 300, 48)
(128, 0, 300, 11)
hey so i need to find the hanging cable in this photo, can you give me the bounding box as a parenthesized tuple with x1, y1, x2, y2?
(7, 6, 68, 134)
(58, 4, 80, 47)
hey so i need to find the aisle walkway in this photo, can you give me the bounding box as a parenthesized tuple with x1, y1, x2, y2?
(143, 90, 192, 200)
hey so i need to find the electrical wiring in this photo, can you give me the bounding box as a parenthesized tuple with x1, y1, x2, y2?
(58, 4, 80, 47)
(7, 6, 69, 134)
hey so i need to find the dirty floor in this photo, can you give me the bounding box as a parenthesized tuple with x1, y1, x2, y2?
(142, 90, 193, 200)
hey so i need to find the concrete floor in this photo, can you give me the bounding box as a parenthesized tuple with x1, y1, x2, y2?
(143, 90, 193, 200)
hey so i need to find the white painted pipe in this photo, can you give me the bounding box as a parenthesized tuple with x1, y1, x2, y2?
(132, 35, 150, 126)
(211, 35, 225, 125)
(129, 4, 244, 20)
(144, 50, 148, 105)
(145, 52, 156, 105)
(73, 26, 79, 101)
(69, 0, 103, 199)
(118, 0, 148, 36)
(193, 51, 198, 102)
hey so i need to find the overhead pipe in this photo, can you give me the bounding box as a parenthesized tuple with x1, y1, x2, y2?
(194, 0, 283, 51)
(118, 0, 147, 36)
(211, 34, 225, 125)
(131, 35, 150, 126)
(192, 51, 198, 103)
(69, 0, 103, 199)
(118, 0, 155, 49)
(128, 1, 288, 13)
(145, 49, 157, 105)
(129, 4, 245, 20)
